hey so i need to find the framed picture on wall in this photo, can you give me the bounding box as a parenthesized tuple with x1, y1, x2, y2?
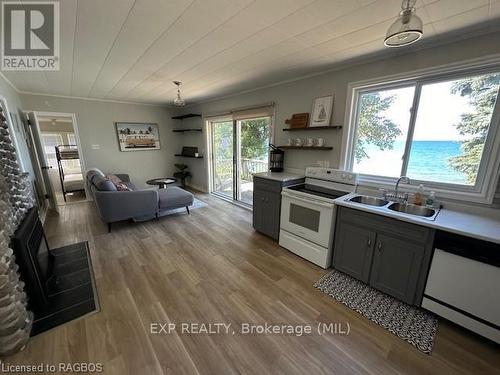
(115, 122, 160, 151)
(310, 95, 334, 127)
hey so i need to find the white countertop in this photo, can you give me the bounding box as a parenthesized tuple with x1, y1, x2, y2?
(335, 193, 500, 245)
(253, 171, 304, 182)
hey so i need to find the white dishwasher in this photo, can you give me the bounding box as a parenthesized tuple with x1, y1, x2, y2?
(422, 231, 500, 343)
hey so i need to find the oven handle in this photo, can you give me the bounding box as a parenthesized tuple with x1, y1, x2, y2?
(281, 191, 334, 208)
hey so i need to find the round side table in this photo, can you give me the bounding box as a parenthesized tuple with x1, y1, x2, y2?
(146, 177, 177, 189)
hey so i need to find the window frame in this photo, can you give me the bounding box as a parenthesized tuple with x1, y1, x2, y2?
(341, 62, 500, 204)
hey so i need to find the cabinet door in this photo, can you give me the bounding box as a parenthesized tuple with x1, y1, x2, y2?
(253, 190, 265, 232)
(333, 222, 376, 283)
(370, 234, 424, 304)
(262, 192, 281, 240)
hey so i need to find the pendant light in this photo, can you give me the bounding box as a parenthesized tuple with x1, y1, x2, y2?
(173, 81, 186, 107)
(384, 0, 423, 48)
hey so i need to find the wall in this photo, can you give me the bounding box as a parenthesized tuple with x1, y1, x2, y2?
(176, 30, 500, 204)
(0, 74, 34, 178)
(21, 94, 176, 188)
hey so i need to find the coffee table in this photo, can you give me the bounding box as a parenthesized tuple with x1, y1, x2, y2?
(146, 177, 177, 189)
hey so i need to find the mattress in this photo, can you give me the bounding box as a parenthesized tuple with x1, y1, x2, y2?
(63, 173, 84, 191)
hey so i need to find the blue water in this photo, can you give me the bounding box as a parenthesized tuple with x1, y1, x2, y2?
(407, 141, 468, 184)
(358, 140, 470, 185)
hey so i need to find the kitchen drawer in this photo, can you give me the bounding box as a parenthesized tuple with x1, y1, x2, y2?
(338, 207, 433, 244)
(253, 177, 283, 193)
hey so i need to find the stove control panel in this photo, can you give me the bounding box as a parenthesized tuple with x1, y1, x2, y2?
(305, 167, 357, 185)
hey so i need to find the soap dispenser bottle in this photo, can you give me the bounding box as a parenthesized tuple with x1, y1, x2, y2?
(414, 184, 425, 206)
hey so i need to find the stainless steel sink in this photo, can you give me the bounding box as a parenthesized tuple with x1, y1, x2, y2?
(348, 195, 389, 207)
(388, 202, 436, 218)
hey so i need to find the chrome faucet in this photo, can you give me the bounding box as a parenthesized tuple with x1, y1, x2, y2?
(383, 176, 411, 203)
(395, 176, 410, 198)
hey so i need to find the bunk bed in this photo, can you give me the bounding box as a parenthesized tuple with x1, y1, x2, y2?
(55, 145, 85, 202)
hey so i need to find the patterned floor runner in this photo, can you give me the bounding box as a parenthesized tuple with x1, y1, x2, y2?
(314, 269, 438, 354)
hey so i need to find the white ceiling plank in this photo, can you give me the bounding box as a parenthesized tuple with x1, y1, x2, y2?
(432, 5, 490, 34)
(71, 0, 136, 97)
(87, 0, 193, 98)
(424, 0, 489, 23)
(105, 0, 254, 100)
(124, 0, 316, 100)
(44, 0, 78, 95)
(1, 0, 497, 105)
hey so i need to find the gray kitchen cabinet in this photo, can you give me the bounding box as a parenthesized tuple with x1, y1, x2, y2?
(369, 234, 425, 304)
(253, 189, 280, 239)
(253, 175, 304, 241)
(333, 207, 434, 305)
(333, 222, 375, 283)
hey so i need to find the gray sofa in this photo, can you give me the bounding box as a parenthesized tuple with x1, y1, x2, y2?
(86, 169, 194, 232)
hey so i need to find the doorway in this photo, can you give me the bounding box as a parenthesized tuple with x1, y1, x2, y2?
(210, 116, 271, 206)
(27, 112, 86, 209)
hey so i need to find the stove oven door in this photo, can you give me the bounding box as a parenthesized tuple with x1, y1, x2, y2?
(280, 191, 335, 248)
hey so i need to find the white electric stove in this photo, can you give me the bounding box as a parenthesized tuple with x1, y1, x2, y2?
(279, 167, 358, 268)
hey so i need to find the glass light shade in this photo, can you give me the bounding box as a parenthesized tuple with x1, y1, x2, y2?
(173, 94, 185, 107)
(384, 8, 423, 47)
(173, 88, 185, 107)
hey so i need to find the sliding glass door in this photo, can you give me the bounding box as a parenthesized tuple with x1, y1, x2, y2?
(238, 117, 270, 204)
(212, 120, 234, 199)
(211, 116, 271, 206)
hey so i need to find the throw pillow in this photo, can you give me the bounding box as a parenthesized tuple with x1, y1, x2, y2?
(106, 174, 122, 184)
(95, 178, 117, 191)
(115, 182, 131, 191)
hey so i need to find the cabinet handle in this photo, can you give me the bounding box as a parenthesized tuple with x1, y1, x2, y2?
(378, 242, 382, 252)
(367, 239, 371, 246)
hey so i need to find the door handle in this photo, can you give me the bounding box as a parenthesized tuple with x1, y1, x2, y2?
(378, 242, 382, 252)
(41, 166, 52, 170)
(367, 239, 372, 246)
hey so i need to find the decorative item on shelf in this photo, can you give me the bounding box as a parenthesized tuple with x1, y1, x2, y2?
(384, 0, 423, 48)
(285, 113, 309, 129)
(269, 144, 284, 172)
(173, 164, 192, 187)
(310, 95, 334, 127)
(294, 138, 304, 147)
(0, 102, 35, 356)
(315, 138, 325, 147)
(115, 122, 160, 151)
(306, 138, 314, 147)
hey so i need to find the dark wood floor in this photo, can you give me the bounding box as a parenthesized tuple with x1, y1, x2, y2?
(7, 192, 500, 374)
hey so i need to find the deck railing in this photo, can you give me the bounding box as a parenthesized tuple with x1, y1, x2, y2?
(214, 158, 268, 190)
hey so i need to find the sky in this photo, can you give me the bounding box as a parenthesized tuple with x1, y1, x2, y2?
(382, 81, 473, 141)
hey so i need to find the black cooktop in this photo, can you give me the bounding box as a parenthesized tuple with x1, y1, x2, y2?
(287, 184, 348, 200)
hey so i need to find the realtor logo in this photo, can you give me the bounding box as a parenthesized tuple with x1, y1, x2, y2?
(1, 1, 59, 71)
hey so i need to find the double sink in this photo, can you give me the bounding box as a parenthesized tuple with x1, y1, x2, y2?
(348, 195, 440, 220)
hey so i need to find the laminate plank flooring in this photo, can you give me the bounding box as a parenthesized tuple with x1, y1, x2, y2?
(6, 192, 500, 374)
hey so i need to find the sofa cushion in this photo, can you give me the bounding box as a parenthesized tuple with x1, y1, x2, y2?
(158, 187, 194, 210)
(123, 181, 137, 191)
(94, 176, 117, 191)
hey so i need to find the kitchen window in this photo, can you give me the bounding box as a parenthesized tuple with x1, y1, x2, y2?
(343, 67, 500, 203)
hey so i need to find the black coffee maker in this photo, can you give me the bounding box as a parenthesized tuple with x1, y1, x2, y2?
(269, 144, 284, 172)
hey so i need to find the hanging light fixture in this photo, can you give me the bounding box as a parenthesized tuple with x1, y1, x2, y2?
(173, 81, 186, 107)
(384, 0, 423, 48)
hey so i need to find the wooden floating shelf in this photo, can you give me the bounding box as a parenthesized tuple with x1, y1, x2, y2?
(283, 125, 342, 131)
(172, 128, 202, 132)
(174, 154, 204, 159)
(277, 146, 333, 150)
(171, 113, 201, 120)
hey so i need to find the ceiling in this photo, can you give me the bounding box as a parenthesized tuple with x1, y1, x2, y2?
(2, 0, 500, 105)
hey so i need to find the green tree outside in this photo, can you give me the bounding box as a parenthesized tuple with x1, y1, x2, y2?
(354, 92, 401, 163)
(448, 73, 500, 183)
